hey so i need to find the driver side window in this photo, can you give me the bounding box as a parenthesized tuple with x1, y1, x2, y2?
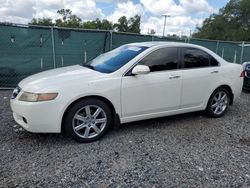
(138, 47, 179, 72)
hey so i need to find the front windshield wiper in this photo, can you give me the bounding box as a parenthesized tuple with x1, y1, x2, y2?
(83, 64, 95, 70)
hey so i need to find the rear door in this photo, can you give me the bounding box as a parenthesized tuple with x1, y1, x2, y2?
(180, 47, 220, 109)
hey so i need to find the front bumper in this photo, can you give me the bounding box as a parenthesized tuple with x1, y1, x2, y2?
(10, 98, 63, 133)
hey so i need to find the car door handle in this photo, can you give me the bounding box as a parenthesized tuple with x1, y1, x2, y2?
(211, 70, 219, 74)
(169, 75, 181, 79)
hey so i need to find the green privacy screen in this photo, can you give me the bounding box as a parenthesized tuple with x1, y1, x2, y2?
(0, 24, 111, 87)
(0, 24, 249, 88)
(0, 25, 54, 87)
(54, 28, 110, 68)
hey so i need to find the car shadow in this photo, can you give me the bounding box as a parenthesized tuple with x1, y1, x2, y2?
(14, 111, 210, 144)
(14, 129, 76, 145)
(242, 89, 250, 93)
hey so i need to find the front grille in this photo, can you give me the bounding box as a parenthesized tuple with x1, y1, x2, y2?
(11, 86, 21, 99)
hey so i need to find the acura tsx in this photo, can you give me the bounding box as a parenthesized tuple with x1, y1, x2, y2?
(10, 42, 244, 142)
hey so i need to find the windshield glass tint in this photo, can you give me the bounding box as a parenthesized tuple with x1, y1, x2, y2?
(88, 45, 148, 73)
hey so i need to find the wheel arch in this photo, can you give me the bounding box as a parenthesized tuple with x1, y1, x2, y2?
(61, 95, 120, 133)
(210, 85, 234, 105)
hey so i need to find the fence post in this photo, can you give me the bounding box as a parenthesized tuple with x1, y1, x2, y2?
(234, 50, 237, 63)
(51, 26, 56, 68)
(109, 31, 113, 51)
(84, 40, 87, 64)
(240, 41, 245, 64)
(216, 40, 219, 54)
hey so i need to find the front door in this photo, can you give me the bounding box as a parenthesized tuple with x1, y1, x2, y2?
(121, 47, 182, 120)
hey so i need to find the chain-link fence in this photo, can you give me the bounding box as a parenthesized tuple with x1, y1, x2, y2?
(1, 23, 250, 88)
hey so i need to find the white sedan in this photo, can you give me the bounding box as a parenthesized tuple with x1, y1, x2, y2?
(10, 42, 244, 142)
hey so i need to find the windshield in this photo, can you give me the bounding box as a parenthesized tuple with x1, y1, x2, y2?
(86, 45, 148, 73)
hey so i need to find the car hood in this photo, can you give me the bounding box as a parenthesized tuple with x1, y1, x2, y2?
(19, 65, 106, 92)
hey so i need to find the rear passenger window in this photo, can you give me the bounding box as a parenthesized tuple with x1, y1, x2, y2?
(139, 47, 179, 72)
(183, 48, 210, 68)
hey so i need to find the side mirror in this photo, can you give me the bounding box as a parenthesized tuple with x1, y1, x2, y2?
(131, 65, 150, 75)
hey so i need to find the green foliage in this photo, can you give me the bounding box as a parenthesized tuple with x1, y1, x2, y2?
(29, 9, 141, 33)
(55, 15, 82, 28)
(128, 15, 141, 33)
(193, 0, 250, 41)
(29, 18, 54, 26)
(57, 9, 72, 22)
(56, 9, 82, 28)
(113, 15, 141, 33)
(113, 16, 129, 32)
(83, 19, 113, 30)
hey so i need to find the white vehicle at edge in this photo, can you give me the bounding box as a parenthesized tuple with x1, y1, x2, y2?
(10, 42, 244, 142)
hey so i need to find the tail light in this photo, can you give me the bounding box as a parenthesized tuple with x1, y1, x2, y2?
(240, 71, 245, 77)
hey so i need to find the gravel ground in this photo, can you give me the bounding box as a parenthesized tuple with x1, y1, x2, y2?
(1, 90, 250, 187)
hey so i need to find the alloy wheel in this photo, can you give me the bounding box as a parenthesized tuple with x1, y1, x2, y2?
(211, 91, 228, 115)
(72, 105, 107, 139)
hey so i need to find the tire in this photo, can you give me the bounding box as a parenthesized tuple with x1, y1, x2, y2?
(64, 98, 112, 142)
(206, 88, 230, 118)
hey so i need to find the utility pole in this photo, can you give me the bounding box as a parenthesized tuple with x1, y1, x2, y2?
(162, 14, 170, 37)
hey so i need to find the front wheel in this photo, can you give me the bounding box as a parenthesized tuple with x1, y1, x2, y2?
(64, 98, 112, 142)
(206, 88, 230, 118)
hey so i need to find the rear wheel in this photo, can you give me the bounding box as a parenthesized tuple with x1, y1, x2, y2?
(206, 88, 230, 118)
(64, 98, 112, 142)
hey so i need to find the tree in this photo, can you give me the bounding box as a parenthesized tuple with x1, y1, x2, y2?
(114, 15, 141, 33)
(29, 18, 54, 26)
(83, 20, 97, 29)
(66, 15, 82, 28)
(193, 0, 250, 41)
(55, 9, 82, 28)
(83, 19, 113, 30)
(114, 16, 129, 32)
(128, 15, 141, 33)
(57, 9, 72, 22)
(98, 19, 113, 30)
(28, 9, 140, 34)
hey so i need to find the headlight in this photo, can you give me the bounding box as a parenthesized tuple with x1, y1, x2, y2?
(19, 92, 58, 102)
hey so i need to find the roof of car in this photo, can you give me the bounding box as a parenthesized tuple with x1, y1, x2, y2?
(128, 41, 227, 64)
(129, 41, 201, 48)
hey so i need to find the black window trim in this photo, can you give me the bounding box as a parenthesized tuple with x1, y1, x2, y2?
(180, 47, 220, 70)
(123, 46, 182, 77)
